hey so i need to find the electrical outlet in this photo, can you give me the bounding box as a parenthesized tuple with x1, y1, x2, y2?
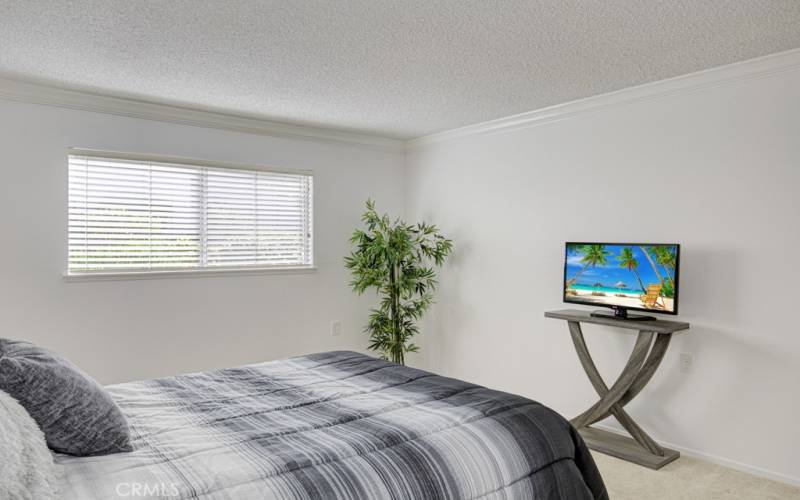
(679, 352, 693, 374)
(330, 321, 342, 337)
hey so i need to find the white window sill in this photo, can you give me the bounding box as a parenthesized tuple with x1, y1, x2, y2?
(63, 266, 317, 282)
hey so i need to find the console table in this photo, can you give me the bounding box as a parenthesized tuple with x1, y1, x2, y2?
(545, 309, 690, 469)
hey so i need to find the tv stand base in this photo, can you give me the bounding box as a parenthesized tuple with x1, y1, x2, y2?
(591, 309, 655, 321)
(579, 426, 680, 470)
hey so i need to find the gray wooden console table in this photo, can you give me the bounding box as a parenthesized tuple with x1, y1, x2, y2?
(545, 309, 690, 469)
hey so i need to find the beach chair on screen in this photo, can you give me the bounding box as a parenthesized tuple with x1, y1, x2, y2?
(640, 284, 665, 309)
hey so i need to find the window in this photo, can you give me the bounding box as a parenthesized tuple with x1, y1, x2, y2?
(68, 151, 313, 276)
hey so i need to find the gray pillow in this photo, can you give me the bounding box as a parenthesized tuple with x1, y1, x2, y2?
(0, 339, 132, 456)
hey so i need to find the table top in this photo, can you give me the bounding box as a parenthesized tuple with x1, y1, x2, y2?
(545, 309, 690, 334)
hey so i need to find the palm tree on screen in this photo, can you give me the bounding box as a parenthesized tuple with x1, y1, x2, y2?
(653, 246, 676, 283)
(618, 247, 646, 293)
(567, 244, 609, 287)
(639, 245, 664, 287)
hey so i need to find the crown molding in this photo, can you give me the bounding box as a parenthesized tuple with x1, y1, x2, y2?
(0, 76, 404, 153)
(3, 47, 800, 153)
(406, 47, 800, 150)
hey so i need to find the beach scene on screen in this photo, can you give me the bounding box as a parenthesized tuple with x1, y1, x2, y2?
(565, 244, 677, 312)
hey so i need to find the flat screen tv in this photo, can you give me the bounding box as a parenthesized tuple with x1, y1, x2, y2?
(563, 242, 680, 320)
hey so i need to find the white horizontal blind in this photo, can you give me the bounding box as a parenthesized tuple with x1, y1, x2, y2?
(68, 154, 313, 274)
(205, 167, 313, 267)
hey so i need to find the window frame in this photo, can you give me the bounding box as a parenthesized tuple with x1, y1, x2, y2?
(64, 148, 316, 281)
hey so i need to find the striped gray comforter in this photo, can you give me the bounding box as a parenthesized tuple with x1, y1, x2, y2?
(57, 351, 606, 499)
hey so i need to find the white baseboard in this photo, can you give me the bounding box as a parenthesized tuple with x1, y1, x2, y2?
(593, 423, 800, 488)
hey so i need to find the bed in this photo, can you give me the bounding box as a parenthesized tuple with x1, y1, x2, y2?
(56, 351, 607, 499)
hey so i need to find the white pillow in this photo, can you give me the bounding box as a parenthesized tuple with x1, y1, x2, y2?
(0, 389, 60, 500)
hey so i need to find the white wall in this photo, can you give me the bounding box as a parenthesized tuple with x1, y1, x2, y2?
(0, 100, 404, 385)
(405, 66, 800, 483)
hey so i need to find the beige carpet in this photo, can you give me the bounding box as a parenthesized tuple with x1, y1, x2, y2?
(592, 452, 800, 500)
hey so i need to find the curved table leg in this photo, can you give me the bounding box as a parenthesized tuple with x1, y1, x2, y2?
(570, 324, 652, 428)
(585, 332, 672, 427)
(567, 321, 666, 456)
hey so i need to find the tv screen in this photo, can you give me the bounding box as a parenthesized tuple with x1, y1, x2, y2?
(564, 243, 680, 315)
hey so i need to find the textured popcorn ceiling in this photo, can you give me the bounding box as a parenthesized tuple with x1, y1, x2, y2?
(1, 1, 799, 139)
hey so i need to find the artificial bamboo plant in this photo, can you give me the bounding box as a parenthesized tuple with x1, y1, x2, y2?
(345, 200, 453, 365)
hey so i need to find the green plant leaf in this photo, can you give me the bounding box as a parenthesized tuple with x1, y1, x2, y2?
(344, 199, 453, 365)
